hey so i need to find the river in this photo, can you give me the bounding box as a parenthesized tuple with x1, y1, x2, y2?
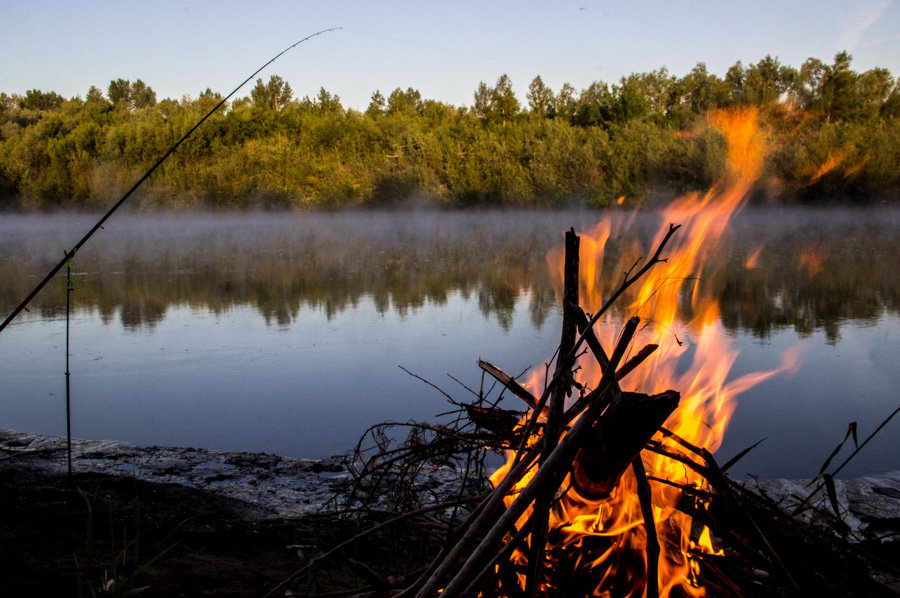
(0, 207, 897, 478)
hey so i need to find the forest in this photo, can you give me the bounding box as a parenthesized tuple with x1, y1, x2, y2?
(0, 52, 898, 210)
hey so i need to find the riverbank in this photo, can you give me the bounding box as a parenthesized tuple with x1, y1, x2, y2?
(3, 429, 898, 595)
(0, 429, 464, 596)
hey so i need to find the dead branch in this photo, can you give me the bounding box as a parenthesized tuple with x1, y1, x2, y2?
(478, 360, 538, 408)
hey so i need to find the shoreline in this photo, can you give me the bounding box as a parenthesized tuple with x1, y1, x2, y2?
(2, 428, 898, 540)
(0, 428, 462, 518)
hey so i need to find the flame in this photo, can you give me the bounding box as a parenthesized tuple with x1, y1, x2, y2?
(805, 149, 848, 185)
(843, 154, 870, 180)
(799, 246, 824, 276)
(490, 107, 803, 596)
(744, 245, 764, 269)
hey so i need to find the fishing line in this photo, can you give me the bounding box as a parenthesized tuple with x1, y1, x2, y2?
(0, 26, 341, 335)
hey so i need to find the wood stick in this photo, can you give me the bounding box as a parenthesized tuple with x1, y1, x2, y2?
(563, 305, 657, 424)
(616, 343, 658, 382)
(527, 228, 579, 597)
(411, 442, 543, 598)
(478, 360, 538, 408)
(516, 224, 682, 446)
(567, 300, 612, 372)
(462, 515, 534, 598)
(436, 318, 640, 598)
(699, 447, 801, 593)
(632, 456, 660, 598)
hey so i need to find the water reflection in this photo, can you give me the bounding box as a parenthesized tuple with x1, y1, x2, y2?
(1, 208, 898, 340)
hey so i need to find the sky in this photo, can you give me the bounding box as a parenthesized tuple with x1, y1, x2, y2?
(2, 0, 898, 111)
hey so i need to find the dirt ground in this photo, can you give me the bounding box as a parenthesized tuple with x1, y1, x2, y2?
(0, 459, 354, 597)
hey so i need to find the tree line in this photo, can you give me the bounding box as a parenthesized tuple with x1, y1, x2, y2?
(1, 52, 897, 210)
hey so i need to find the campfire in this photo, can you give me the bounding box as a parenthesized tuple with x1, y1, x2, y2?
(267, 107, 899, 597)
(417, 106, 799, 597)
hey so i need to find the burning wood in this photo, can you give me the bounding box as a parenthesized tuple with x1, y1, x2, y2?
(571, 390, 680, 501)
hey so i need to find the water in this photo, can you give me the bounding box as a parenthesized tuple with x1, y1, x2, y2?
(1, 208, 898, 478)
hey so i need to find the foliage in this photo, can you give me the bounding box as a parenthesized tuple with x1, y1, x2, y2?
(0, 52, 897, 210)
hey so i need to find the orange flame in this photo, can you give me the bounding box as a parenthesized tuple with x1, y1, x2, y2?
(843, 154, 870, 180)
(745, 245, 764, 269)
(805, 150, 848, 185)
(490, 107, 803, 596)
(799, 246, 824, 276)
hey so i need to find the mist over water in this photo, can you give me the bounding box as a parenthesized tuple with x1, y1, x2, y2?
(1, 207, 898, 478)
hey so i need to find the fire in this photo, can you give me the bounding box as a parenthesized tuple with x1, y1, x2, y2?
(744, 244, 764, 269)
(490, 107, 802, 596)
(805, 149, 848, 185)
(799, 246, 825, 276)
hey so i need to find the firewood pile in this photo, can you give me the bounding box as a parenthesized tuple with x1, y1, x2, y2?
(266, 226, 899, 597)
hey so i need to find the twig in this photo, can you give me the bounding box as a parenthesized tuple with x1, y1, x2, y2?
(701, 447, 801, 593)
(477, 360, 537, 408)
(793, 405, 900, 515)
(632, 456, 659, 598)
(399, 365, 456, 402)
(434, 318, 640, 598)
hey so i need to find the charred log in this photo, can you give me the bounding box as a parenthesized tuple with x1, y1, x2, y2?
(571, 390, 680, 500)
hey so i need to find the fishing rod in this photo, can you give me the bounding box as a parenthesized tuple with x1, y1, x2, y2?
(0, 26, 341, 335)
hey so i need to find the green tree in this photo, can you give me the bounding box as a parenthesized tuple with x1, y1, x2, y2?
(131, 79, 157, 108)
(573, 81, 613, 127)
(366, 90, 386, 116)
(316, 87, 343, 113)
(610, 74, 651, 122)
(19, 89, 64, 110)
(795, 57, 826, 108)
(678, 63, 727, 114)
(251, 75, 293, 110)
(108, 78, 132, 108)
(491, 74, 520, 124)
(743, 55, 796, 104)
(725, 61, 745, 103)
(387, 87, 423, 115)
(472, 75, 519, 125)
(820, 51, 859, 120)
(526, 75, 555, 118)
(196, 88, 225, 114)
(856, 67, 894, 117)
(555, 83, 577, 122)
(472, 81, 492, 121)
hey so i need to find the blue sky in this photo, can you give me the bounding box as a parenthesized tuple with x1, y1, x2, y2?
(2, 0, 898, 110)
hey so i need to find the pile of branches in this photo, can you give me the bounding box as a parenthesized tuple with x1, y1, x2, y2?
(266, 226, 899, 598)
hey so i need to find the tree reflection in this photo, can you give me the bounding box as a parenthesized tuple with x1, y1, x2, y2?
(1, 210, 897, 341)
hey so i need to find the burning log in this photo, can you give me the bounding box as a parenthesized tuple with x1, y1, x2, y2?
(571, 390, 679, 500)
(527, 228, 580, 596)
